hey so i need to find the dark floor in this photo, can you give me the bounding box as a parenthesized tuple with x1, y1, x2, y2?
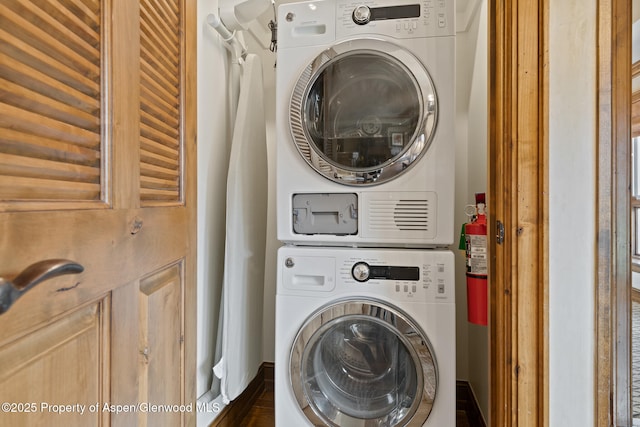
(237, 387, 481, 426)
(633, 300, 640, 419)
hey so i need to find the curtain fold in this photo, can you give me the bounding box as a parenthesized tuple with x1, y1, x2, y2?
(213, 53, 268, 403)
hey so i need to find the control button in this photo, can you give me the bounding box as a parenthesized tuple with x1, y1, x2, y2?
(438, 13, 446, 28)
(352, 5, 371, 25)
(396, 284, 400, 292)
(412, 285, 417, 293)
(404, 285, 409, 293)
(438, 281, 445, 294)
(352, 262, 370, 282)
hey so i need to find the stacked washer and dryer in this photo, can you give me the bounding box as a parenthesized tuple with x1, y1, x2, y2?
(274, 1, 456, 426)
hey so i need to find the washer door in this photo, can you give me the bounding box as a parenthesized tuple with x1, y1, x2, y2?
(289, 299, 437, 426)
(289, 38, 437, 186)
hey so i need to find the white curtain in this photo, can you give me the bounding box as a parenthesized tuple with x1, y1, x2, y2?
(213, 53, 268, 403)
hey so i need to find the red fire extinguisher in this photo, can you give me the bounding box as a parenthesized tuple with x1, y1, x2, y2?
(465, 193, 488, 326)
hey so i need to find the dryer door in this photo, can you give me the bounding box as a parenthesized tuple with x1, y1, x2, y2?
(289, 299, 437, 426)
(289, 39, 437, 186)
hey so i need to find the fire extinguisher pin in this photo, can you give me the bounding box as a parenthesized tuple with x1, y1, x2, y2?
(464, 204, 476, 220)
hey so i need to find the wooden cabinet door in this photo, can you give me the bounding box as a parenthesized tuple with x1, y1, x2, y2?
(0, 1, 196, 426)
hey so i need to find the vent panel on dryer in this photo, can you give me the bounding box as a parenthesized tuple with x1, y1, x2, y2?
(361, 192, 437, 241)
(368, 199, 429, 231)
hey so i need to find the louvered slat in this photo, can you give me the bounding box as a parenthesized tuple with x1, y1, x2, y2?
(141, 163, 180, 181)
(0, 103, 99, 148)
(39, 0, 100, 45)
(141, 52, 179, 101)
(0, 2, 100, 78)
(0, 52, 99, 111)
(140, 8, 179, 58)
(11, 0, 99, 58)
(0, 27, 99, 95)
(141, 56, 179, 93)
(141, 139, 179, 162)
(149, 0, 179, 27)
(141, 109, 180, 140)
(140, 32, 179, 77)
(141, 123, 179, 150)
(1, 77, 99, 130)
(141, 84, 180, 118)
(1, 130, 100, 167)
(139, 0, 181, 205)
(0, 176, 100, 200)
(141, 149, 179, 170)
(0, 152, 99, 183)
(0, 0, 102, 205)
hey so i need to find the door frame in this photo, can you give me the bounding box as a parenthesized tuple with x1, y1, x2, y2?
(488, 0, 549, 424)
(595, 0, 632, 425)
(489, 0, 633, 424)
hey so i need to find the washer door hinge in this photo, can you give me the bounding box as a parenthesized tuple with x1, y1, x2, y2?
(496, 220, 505, 245)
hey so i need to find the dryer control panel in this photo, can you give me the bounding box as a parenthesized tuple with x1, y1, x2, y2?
(337, 0, 455, 38)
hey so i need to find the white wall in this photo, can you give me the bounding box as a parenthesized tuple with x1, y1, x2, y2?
(464, 0, 489, 419)
(548, 0, 596, 424)
(196, 0, 232, 398)
(455, 0, 489, 420)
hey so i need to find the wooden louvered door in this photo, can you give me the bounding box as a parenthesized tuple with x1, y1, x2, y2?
(0, 1, 196, 427)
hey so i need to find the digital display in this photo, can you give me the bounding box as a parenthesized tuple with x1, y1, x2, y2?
(371, 4, 421, 21)
(370, 266, 420, 281)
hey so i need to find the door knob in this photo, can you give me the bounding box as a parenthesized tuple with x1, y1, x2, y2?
(0, 259, 84, 315)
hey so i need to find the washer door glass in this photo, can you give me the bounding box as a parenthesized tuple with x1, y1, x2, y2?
(289, 300, 437, 426)
(290, 39, 438, 185)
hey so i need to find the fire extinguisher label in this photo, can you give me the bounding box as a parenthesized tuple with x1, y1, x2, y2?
(466, 235, 488, 276)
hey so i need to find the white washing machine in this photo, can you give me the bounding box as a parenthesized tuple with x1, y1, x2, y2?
(276, 0, 456, 247)
(275, 246, 455, 426)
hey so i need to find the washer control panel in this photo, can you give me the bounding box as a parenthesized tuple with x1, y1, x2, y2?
(278, 247, 453, 302)
(351, 3, 421, 25)
(338, 0, 454, 38)
(340, 254, 452, 302)
(351, 262, 420, 282)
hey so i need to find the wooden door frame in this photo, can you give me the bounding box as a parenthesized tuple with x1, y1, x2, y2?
(490, 0, 633, 425)
(595, 0, 632, 425)
(488, 0, 549, 425)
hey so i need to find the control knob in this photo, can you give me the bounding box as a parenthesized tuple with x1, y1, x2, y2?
(352, 5, 371, 25)
(352, 262, 370, 282)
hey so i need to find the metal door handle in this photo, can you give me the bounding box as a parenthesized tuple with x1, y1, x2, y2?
(0, 259, 84, 315)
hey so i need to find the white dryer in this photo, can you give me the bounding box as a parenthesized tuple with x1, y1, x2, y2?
(276, 0, 456, 247)
(275, 246, 455, 426)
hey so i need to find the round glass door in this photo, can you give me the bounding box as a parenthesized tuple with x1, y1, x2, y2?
(289, 300, 438, 426)
(289, 39, 438, 185)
